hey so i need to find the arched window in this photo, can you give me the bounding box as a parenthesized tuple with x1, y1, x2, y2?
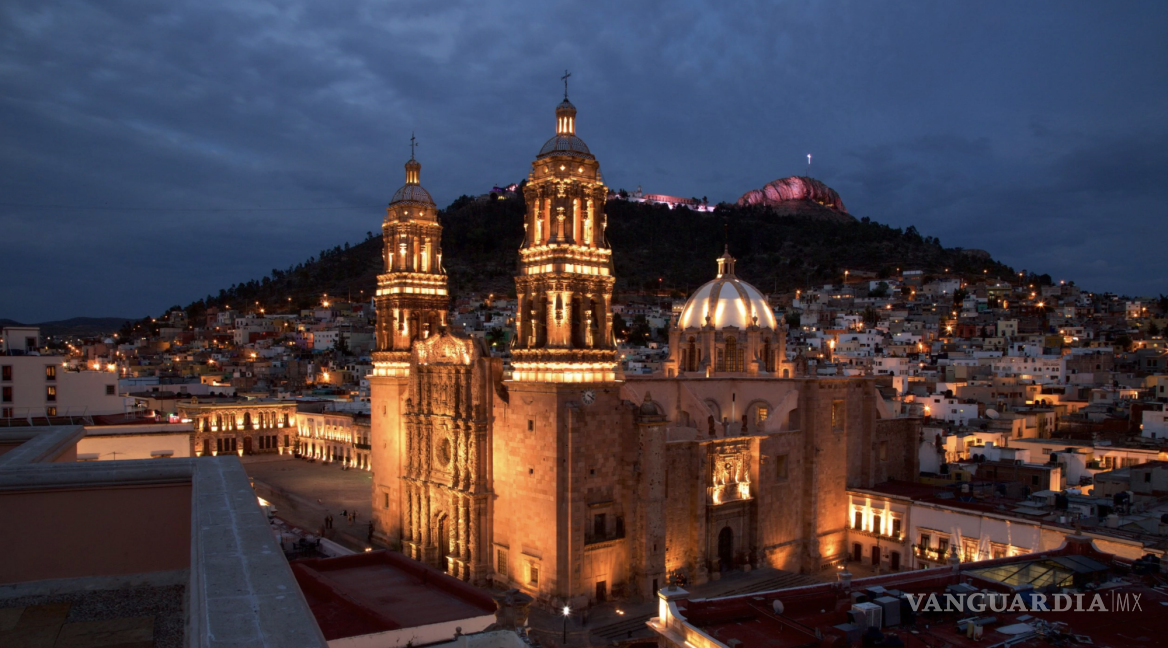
(725, 337, 741, 372)
(762, 340, 773, 372)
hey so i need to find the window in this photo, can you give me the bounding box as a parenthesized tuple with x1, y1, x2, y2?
(2, 407, 11, 418)
(1145, 472, 1152, 483)
(879, 441, 888, 461)
(2, 386, 11, 403)
(528, 564, 539, 586)
(47, 406, 57, 416)
(873, 514, 882, 535)
(1, 365, 10, 381)
(593, 513, 606, 539)
(497, 549, 508, 575)
(527, 419, 534, 431)
(775, 454, 789, 480)
(920, 533, 931, 549)
(853, 510, 862, 529)
(106, 385, 116, 396)
(1031, 475, 1040, 486)
(756, 406, 768, 425)
(46, 386, 57, 402)
(384, 493, 390, 509)
(939, 538, 949, 555)
(892, 518, 901, 538)
(832, 400, 845, 431)
(45, 365, 56, 381)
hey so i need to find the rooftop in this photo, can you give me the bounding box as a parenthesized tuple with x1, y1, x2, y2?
(653, 536, 1168, 648)
(291, 551, 497, 642)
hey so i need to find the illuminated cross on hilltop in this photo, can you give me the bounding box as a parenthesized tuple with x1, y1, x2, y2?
(410, 132, 418, 160)
(561, 69, 571, 99)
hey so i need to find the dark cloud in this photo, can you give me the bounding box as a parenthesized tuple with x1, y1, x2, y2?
(1, 0, 1166, 321)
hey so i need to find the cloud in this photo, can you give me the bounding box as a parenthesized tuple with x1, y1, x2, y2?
(1, 0, 1166, 321)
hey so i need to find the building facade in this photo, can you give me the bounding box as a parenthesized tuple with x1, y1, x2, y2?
(371, 91, 921, 606)
(177, 399, 296, 457)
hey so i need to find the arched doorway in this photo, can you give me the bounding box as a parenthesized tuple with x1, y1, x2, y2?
(436, 515, 451, 573)
(718, 527, 734, 572)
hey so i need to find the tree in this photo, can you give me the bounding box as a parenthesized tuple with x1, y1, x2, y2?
(611, 313, 628, 341)
(1148, 321, 1161, 337)
(870, 281, 890, 298)
(1114, 335, 1133, 352)
(784, 311, 801, 329)
(485, 327, 507, 349)
(862, 306, 879, 327)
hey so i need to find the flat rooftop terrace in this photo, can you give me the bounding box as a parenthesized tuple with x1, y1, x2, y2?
(292, 551, 496, 642)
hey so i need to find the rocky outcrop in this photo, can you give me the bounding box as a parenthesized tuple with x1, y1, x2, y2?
(737, 176, 849, 214)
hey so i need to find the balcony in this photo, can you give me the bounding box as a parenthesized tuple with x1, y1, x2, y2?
(354, 443, 371, 450)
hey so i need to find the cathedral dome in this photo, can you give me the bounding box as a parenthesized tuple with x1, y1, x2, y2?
(389, 157, 435, 207)
(537, 134, 593, 159)
(677, 249, 778, 331)
(536, 94, 594, 159)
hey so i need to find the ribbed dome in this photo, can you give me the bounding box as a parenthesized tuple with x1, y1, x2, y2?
(390, 157, 435, 206)
(537, 134, 593, 159)
(390, 184, 434, 205)
(677, 250, 777, 330)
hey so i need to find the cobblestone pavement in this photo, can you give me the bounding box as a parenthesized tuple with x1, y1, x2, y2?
(242, 454, 373, 550)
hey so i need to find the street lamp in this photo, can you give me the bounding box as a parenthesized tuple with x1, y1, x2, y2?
(562, 606, 571, 644)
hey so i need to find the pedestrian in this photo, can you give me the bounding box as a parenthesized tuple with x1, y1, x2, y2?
(367, 521, 374, 543)
(341, 509, 347, 517)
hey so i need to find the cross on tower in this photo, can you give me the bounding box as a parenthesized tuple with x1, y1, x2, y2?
(561, 69, 571, 99)
(410, 132, 418, 160)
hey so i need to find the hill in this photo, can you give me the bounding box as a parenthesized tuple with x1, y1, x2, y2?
(159, 194, 1018, 326)
(0, 317, 131, 338)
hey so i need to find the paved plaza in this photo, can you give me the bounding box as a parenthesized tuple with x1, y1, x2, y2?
(242, 454, 374, 550)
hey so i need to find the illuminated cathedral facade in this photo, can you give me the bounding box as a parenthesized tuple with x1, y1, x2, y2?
(370, 90, 921, 606)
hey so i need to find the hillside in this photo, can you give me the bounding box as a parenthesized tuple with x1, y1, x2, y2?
(0, 317, 131, 338)
(160, 194, 1017, 327)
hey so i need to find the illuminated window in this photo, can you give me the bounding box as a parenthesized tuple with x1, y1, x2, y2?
(46, 386, 57, 402)
(756, 406, 768, 425)
(45, 365, 56, 381)
(47, 406, 57, 416)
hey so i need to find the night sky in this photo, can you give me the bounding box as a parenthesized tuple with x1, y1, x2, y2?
(2, 1, 1165, 323)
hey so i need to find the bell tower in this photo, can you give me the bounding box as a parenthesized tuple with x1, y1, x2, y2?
(371, 140, 448, 550)
(511, 90, 618, 383)
(372, 141, 448, 377)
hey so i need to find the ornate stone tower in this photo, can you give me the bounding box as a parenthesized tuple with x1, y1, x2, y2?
(371, 145, 449, 549)
(511, 92, 618, 383)
(372, 145, 448, 377)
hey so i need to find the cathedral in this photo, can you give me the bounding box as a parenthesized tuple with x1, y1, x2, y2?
(369, 90, 920, 606)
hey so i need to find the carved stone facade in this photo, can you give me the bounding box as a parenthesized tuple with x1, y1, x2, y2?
(400, 333, 495, 582)
(177, 400, 296, 457)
